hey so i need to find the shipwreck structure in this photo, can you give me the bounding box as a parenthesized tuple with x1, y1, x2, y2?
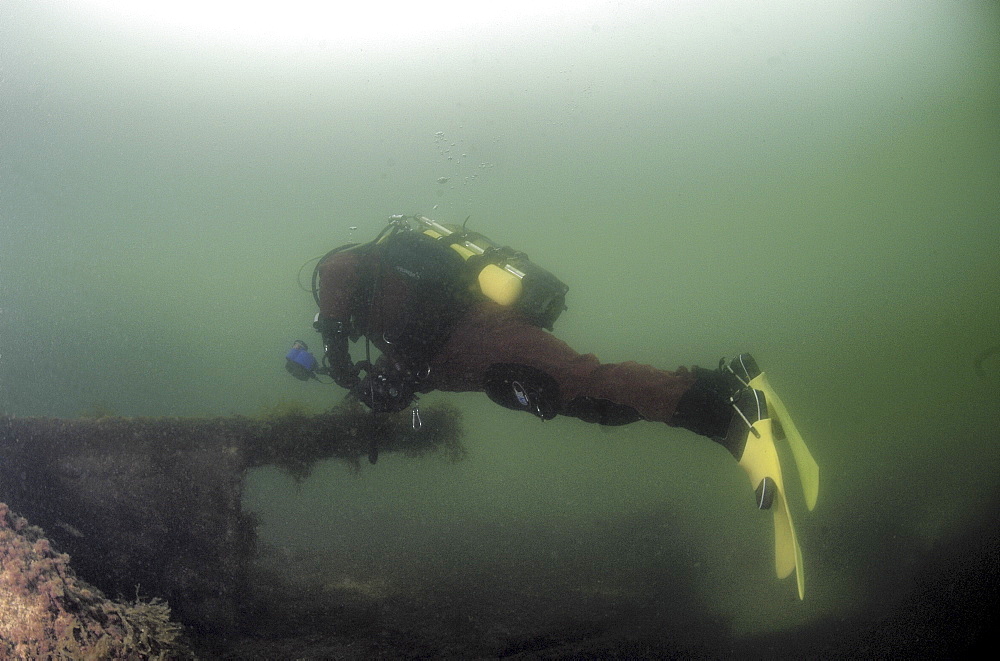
(0, 402, 464, 635)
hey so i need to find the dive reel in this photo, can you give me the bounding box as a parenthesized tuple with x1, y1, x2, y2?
(349, 359, 421, 414)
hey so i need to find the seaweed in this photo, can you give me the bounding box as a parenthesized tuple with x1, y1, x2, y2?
(0, 502, 195, 659)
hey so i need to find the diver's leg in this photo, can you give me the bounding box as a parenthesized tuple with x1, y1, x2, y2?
(426, 301, 698, 424)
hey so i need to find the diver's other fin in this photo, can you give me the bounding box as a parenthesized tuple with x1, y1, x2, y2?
(738, 417, 805, 600)
(747, 371, 819, 512)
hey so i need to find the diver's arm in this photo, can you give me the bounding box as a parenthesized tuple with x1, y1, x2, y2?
(314, 316, 358, 388)
(315, 251, 364, 388)
(317, 250, 364, 320)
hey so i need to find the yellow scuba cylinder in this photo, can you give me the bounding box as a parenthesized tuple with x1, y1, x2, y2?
(410, 216, 567, 329)
(477, 263, 523, 306)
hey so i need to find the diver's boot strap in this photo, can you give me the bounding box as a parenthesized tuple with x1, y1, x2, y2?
(755, 476, 777, 510)
(723, 353, 763, 386)
(721, 387, 767, 461)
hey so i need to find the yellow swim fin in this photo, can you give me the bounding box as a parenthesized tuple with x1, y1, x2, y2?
(748, 371, 820, 511)
(737, 416, 805, 600)
(678, 355, 816, 598)
(724, 355, 815, 600)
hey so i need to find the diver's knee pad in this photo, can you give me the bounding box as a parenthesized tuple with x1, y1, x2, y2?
(483, 363, 560, 420)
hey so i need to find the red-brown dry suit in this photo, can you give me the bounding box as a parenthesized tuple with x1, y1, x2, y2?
(317, 245, 704, 427)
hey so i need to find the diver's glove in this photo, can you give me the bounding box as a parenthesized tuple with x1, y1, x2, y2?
(314, 315, 360, 389)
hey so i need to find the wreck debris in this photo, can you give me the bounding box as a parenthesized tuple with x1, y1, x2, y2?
(0, 401, 465, 632)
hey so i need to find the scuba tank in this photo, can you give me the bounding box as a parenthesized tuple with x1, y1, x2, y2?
(403, 216, 569, 330)
(309, 215, 569, 330)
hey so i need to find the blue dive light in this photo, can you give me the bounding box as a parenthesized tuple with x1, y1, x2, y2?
(285, 340, 320, 381)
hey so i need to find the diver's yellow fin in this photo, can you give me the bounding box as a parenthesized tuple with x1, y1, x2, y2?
(748, 371, 819, 512)
(738, 418, 805, 600)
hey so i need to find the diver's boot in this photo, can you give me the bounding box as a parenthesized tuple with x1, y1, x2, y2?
(672, 360, 775, 503)
(670, 364, 745, 443)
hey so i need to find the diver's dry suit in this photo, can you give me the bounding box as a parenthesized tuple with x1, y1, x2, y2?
(314, 217, 736, 439)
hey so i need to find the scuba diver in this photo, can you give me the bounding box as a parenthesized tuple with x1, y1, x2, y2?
(290, 214, 819, 599)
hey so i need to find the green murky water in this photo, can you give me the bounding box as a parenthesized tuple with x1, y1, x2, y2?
(2, 1, 998, 655)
